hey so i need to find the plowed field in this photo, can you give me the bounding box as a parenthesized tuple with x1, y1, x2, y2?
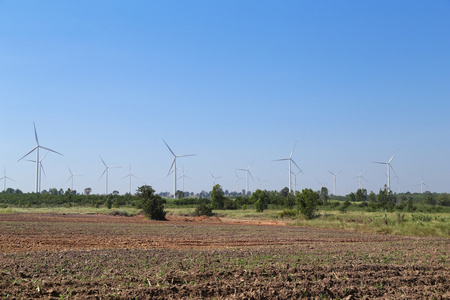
(0, 213, 448, 299)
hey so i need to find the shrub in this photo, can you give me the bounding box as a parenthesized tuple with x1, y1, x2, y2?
(278, 209, 298, 218)
(194, 201, 213, 216)
(137, 185, 167, 220)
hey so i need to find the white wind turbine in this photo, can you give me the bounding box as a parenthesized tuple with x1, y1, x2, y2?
(235, 172, 244, 193)
(177, 167, 191, 193)
(290, 169, 303, 195)
(66, 166, 82, 191)
(0, 167, 15, 191)
(354, 169, 368, 190)
(273, 142, 301, 193)
(237, 160, 254, 194)
(372, 150, 398, 191)
(163, 140, 196, 198)
(122, 165, 141, 195)
(257, 177, 268, 190)
(328, 170, 342, 195)
(416, 177, 430, 194)
(209, 172, 222, 186)
(25, 152, 49, 193)
(99, 157, 120, 195)
(18, 122, 62, 193)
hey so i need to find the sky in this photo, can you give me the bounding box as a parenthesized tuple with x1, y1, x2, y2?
(1, 1, 449, 196)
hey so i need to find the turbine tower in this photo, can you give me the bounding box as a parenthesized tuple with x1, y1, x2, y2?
(354, 169, 368, 190)
(235, 172, 243, 193)
(0, 167, 15, 191)
(372, 150, 398, 191)
(122, 165, 140, 195)
(66, 166, 82, 191)
(273, 142, 301, 193)
(177, 167, 191, 194)
(237, 160, 254, 194)
(290, 170, 303, 195)
(25, 152, 49, 193)
(328, 170, 342, 195)
(209, 172, 221, 186)
(99, 157, 120, 195)
(163, 140, 196, 198)
(416, 177, 430, 194)
(18, 122, 62, 193)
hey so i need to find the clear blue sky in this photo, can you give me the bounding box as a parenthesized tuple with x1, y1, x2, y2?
(1, 1, 449, 195)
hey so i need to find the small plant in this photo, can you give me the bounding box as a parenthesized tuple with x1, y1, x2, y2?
(278, 209, 297, 218)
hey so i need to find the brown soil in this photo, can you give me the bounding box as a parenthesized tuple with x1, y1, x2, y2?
(0, 213, 448, 299)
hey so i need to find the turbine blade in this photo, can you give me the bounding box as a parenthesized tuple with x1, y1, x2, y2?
(177, 154, 196, 158)
(372, 161, 387, 165)
(33, 122, 39, 145)
(273, 158, 289, 161)
(99, 168, 107, 180)
(248, 160, 254, 170)
(388, 149, 398, 163)
(40, 146, 63, 156)
(162, 140, 176, 156)
(100, 156, 107, 167)
(289, 141, 297, 158)
(327, 170, 335, 176)
(248, 170, 254, 181)
(167, 158, 176, 176)
(17, 147, 37, 162)
(291, 159, 301, 172)
(40, 163, 46, 177)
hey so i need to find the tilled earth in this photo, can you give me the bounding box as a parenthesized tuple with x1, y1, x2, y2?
(0, 213, 448, 299)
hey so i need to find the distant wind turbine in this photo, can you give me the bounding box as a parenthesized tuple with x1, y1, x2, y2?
(209, 172, 222, 186)
(66, 166, 82, 191)
(0, 167, 15, 191)
(273, 142, 301, 193)
(237, 160, 254, 194)
(354, 169, 368, 190)
(18, 122, 62, 193)
(25, 152, 49, 193)
(328, 170, 342, 195)
(99, 157, 120, 195)
(372, 150, 398, 191)
(416, 177, 430, 194)
(122, 165, 140, 195)
(290, 170, 303, 195)
(177, 167, 191, 193)
(235, 172, 244, 193)
(163, 140, 196, 198)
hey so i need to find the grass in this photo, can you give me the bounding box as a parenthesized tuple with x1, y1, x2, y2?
(1, 204, 448, 237)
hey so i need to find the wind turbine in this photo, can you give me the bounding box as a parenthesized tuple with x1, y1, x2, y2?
(237, 160, 254, 194)
(0, 167, 15, 191)
(209, 172, 222, 186)
(25, 152, 49, 193)
(18, 122, 62, 193)
(235, 172, 244, 193)
(273, 142, 301, 193)
(416, 177, 430, 194)
(290, 170, 303, 195)
(372, 150, 398, 191)
(328, 170, 342, 195)
(354, 169, 368, 190)
(163, 140, 196, 198)
(177, 167, 191, 194)
(99, 157, 120, 195)
(66, 166, 82, 191)
(122, 165, 140, 195)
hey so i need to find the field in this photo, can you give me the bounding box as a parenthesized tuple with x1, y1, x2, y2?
(0, 212, 449, 299)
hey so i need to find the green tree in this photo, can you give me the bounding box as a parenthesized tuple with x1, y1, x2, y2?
(176, 190, 184, 199)
(296, 188, 320, 219)
(211, 184, 225, 209)
(320, 187, 329, 205)
(137, 185, 167, 220)
(251, 189, 269, 212)
(355, 188, 367, 202)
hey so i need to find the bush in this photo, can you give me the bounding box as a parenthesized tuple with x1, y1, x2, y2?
(278, 209, 298, 218)
(137, 185, 167, 220)
(194, 201, 213, 217)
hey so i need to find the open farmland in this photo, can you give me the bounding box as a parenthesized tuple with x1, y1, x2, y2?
(0, 213, 449, 299)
